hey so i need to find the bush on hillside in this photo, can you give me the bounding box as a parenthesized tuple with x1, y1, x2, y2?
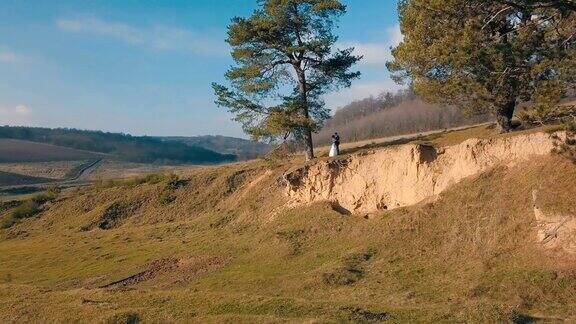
(0, 187, 60, 229)
(97, 202, 133, 230)
(158, 174, 187, 205)
(31, 186, 60, 204)
(11, 201, 41, 220)
(553, 119, 576, 164)
(105, 312, 141, 324)
(518, 104, 576, 127)
(322, 249, 376, 286)
(1, 201, 41, 229)
(518, 104, 576, 164)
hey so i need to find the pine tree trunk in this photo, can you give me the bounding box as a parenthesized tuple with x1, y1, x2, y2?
(303, 128, 315, 161)
(296, 66, 315, 161)
(495, 100, 516, 133)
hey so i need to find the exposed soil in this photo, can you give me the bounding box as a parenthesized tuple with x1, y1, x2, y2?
(102, 258, 180, 289)
(101, 256, 228, 289)
(285, 131, 565, 214)
(533, 189, 576, 254)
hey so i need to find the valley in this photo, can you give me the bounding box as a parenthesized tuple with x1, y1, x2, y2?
(1, 0, 574, 322)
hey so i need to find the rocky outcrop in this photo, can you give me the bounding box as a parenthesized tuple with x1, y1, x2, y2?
(284, 132, 565, 214)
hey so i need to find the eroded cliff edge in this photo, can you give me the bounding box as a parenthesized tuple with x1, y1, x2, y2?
(284, 132, 565, 214)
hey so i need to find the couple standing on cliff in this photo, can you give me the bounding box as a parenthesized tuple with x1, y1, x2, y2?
(329, 133, 341, 157)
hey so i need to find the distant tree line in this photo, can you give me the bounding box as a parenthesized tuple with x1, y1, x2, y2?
(315, 90, 492, 145)
(0, 126, 236, 164)
(321, 89, 417, 129)
(159, 135, 271, 161)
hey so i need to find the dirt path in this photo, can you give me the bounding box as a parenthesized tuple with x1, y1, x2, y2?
(64, 159, 102, 182)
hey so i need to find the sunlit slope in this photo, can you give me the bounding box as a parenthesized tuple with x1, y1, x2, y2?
(0, 131, 575, 322)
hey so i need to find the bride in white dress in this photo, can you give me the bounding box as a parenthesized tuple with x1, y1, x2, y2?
(329, 134, 339, 157)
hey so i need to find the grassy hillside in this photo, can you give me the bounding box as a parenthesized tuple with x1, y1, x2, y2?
(0, 129, 575, 322)
(161, 135, 270, 160)
(0, 126, 236, 165)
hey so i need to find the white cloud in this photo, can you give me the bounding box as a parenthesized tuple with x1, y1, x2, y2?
(324, 25, 406, 109)
(339, 24, 404, 66)
(14, 105, 31, 115)
(0, 104, 33, 125)
(387, 24, 404, 47)
(57, 17, 227, 56)
(57, 18, 142, 44)
(325, 81, 403, 110)
(339, 42, 392, 65)
(0, 49, 19, 63)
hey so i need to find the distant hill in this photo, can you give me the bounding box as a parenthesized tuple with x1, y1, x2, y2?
(0, 126, 236, 164)
(0, 139, 99, 163)
(160, 135, 270, 160)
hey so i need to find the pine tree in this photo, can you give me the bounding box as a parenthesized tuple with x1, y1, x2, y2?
(213, 0, 361, 160)
(387, 0, 575, 132)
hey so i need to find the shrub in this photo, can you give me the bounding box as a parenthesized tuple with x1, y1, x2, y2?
(0, 187, 60, 229)
(518, 104, 576, 127)
(81, 200, 138, 231)
(163, 174, 179, 190)
(0, 201, 21, 214)
(158, 174, 186, 205)
(106, 312, 140, 324)
(158, 190, 176, 205)
(322, 248, 376, 286)
(98, 202, 131, 230)
(143, 173, 166, 185)
(0, 215, 17, 229)
(553, 120, 576, 164)
(11, 201, 41, 220)
(31, 186, 60, 204)
(338, 306, 389, 323)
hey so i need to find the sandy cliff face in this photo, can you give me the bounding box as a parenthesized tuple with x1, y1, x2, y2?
(284, 132, 565, 214)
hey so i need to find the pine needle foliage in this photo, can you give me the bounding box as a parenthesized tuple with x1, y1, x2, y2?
(388, 0, 576, 132)
(213, 0, 361, 160)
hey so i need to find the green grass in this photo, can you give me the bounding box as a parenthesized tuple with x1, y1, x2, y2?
(0, 131, 575, 322)
(94, 173, 170, 189)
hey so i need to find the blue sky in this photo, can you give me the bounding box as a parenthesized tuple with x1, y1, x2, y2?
(0, 0, 401, 137)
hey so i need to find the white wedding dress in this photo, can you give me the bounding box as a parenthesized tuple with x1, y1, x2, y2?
(329, 143, 338, 157)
